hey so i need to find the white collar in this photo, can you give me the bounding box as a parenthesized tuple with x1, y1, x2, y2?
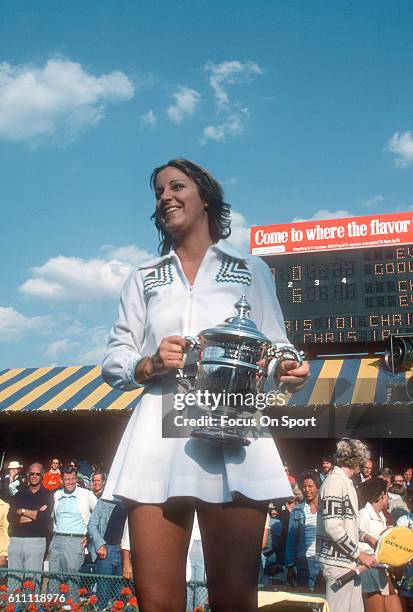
(365, 502, 385, 522)
(333, 466, 353, 484)
(61, 486, 78, 498)
(137, 239, 249, 270)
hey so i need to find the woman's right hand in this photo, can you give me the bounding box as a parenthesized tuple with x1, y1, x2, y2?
(357, 550, 377, 568)
(135, 336, 188, 382)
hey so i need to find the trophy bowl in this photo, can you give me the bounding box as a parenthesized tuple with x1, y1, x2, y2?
(177, 295, 304, 446)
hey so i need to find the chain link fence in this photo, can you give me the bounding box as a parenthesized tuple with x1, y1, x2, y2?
(0, 569, 209, 611)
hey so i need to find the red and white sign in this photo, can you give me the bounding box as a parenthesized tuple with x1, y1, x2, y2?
(250, 212, 413, 255)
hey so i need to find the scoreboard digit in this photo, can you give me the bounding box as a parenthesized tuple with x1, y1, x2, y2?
(267, 245, 413, 345)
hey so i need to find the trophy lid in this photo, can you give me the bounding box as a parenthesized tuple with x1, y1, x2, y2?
(199, 295, 271, 344)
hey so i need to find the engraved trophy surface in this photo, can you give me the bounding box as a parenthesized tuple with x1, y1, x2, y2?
(177, 295, 304, 446)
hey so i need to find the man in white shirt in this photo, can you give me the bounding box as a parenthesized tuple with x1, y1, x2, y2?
(49, 467, 96, 575)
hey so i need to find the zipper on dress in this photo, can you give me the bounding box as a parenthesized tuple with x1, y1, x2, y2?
(186, 286, 193, 336)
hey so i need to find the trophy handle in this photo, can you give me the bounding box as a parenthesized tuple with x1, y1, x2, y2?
(267, 345, 305, 395)
(176, 336, 201, 391)
(184, 336, 201, 351)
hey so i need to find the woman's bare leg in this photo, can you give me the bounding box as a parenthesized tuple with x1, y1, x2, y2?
(197, 496, 268, 612)
(364, 593, 386, 612)
(385, 594, 403, 612)
(128, 499, 195, 612)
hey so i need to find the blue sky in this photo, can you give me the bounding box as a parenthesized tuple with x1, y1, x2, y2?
(1, 0, 413, 368)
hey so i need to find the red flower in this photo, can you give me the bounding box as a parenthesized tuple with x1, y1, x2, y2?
(0, 585, 7, 591)
(121, 586, 132, 597)
(67, 600, 74, 605)
(6, 605, 15, 612)
(59, 583, 69, 593)
(27, 605, 37, 612)
(89, 595, 98, 604)
(128, 597, 138, 606)
(78, 587, 88, 596)
(1, 594, 8, 602)
(113, 601, 124, 610)
(23, 580, 35, 591)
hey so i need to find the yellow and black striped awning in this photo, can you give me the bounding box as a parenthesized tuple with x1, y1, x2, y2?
(0, 366, 142, 412)
(0, 357, 411, 413)
(284, 356, 412, 406)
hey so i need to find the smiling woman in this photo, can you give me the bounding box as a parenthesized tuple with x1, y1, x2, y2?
(101, 158, 310, 612)
(150, 158, 231, 256)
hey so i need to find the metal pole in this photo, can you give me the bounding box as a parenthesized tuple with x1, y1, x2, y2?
(378, 440, 384, 468)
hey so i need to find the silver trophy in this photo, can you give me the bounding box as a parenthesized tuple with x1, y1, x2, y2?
(176, 295, 304, 446)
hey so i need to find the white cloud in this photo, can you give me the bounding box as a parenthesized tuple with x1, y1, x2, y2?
(141, 109, 157, 126)
(362, 195, 384, 208)
(74, 326, 109, 364)
(227, 210, 250, 251)
(388, 131, 413, 167)
(205, 60, 262, 110)
(45, 338, 79, 358)
(0, 58, 134, 143)
(222, 177, 238, 186)
(292, 209, 352, 222)
(0, 306, 51, 341)
(100, 244, 154, 266)
(201, 114, 244, 144)
(167, 86, 201, 124)
(20, 245, 153, 302)
(202, 60, 261, 143)
(44, 324, 109, 365)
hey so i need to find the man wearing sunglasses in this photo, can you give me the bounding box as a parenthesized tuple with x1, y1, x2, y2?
(7, 463, 52, 574)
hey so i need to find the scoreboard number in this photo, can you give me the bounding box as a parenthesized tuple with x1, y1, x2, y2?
(268, 244, 413, 344)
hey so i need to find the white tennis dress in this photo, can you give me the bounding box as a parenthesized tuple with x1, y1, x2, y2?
(102, 240, 293, 504)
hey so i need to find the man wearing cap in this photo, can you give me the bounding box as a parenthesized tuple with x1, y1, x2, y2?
(0, 461, 23, 501)
(7, 463, 52, 573)
(49, 467, 97, 575)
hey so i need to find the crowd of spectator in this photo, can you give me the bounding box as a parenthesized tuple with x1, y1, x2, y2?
(0, 457, 131, 607)
(260, 456, 413, 611)
(1, 454, 412, 610)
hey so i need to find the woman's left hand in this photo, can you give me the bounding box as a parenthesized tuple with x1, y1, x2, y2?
(277, 360, 310, 391)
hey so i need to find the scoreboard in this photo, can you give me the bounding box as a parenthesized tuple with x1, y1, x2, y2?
(250, 212, 413, 346)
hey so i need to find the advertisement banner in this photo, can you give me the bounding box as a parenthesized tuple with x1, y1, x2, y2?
(250, 211, 413, 255)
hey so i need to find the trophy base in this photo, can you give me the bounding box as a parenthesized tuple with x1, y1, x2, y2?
(191, 425, 251, 446)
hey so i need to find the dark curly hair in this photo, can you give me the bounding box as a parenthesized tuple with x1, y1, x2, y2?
(150, 158, 232, 255)
(359, 476, 387, 505)
(299, 469, 321, 490)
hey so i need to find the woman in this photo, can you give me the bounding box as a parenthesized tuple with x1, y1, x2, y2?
(396, 488, 413, 611)
(102, 159, 309, 611)
(359, 477, 403, 612)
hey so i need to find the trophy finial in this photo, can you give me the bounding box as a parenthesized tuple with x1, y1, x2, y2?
(234, 294, 251, 319)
